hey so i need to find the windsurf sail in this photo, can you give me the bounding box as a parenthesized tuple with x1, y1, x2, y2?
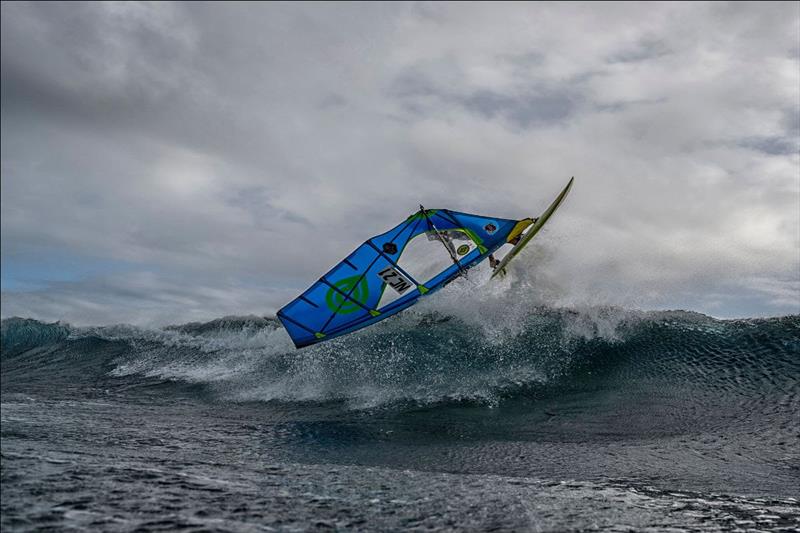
(277, 208, 521, 348)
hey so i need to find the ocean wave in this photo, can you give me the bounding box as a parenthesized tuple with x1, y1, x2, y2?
(1, 317, 71, 357)
(2, 303, 798, 412)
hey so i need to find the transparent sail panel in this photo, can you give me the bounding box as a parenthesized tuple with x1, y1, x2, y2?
(376, 265, 414, 309)
(397, 229, 471, 285)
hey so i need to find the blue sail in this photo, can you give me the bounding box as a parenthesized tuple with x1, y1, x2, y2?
(277, 209, 520, 348)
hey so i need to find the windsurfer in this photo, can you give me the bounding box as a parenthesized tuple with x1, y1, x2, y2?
(488, 217, 538, 271)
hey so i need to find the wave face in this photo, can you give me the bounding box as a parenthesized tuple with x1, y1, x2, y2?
(3, 304, 800, 502)
(2, 305, 799, 413)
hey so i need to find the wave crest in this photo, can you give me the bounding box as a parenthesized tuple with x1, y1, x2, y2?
(2, 307, 798, 410)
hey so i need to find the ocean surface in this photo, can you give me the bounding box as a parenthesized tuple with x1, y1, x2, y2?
(2, 294, 799, 531)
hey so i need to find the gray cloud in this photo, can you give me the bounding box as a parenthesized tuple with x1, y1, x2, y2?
(2, 1, 798, 325)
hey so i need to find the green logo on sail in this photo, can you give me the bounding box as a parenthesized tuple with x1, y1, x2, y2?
(326, 275, 369, 314)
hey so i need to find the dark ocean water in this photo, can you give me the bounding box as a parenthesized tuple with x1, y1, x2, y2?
(2, 303, 799, 531)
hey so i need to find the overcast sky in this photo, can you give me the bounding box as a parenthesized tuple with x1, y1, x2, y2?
(2, 1, 798, 325)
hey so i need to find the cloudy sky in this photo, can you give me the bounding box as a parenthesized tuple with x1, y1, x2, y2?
(2, 1, 798, 325)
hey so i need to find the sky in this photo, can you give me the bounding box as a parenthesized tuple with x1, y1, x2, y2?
(1, 1, 798, 326)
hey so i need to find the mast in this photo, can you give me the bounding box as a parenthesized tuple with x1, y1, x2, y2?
(419, 205, 466, 278)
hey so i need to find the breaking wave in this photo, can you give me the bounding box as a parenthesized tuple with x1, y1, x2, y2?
(2, 298, 798, 413)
